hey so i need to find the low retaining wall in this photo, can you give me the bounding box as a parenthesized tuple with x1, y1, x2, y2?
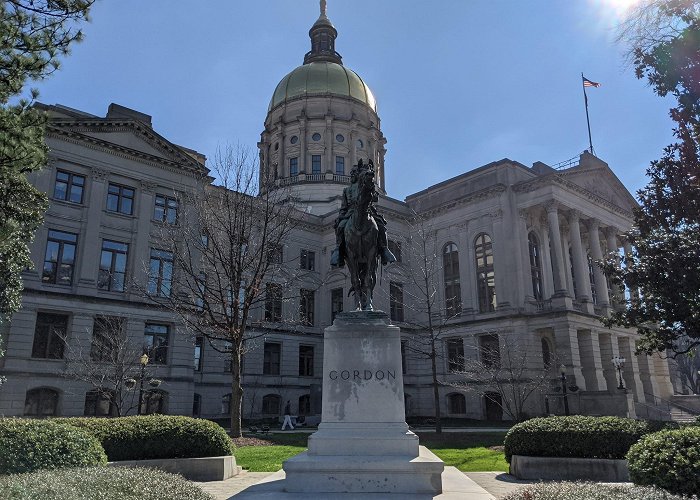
(510, 455, 629, 481)
(109, 455, 240, 482)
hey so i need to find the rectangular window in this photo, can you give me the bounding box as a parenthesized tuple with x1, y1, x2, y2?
(300, 288, 315, 326)
(42, 230, 77, 285)
(90, 316, 125, 362)
(263, 342, 281, 375)
(479, 334, 500, 368)
(32, 313, 68, 359)
(106, 183, 135, 215)
(300, 249, 315, 271)
(148, 248, 173, 297)
(388, 240, 402, 263)
(265, 283, 283, 322)
(447, 337, 465, 372)
(53, 170, 85, 204)
(98, 240, 128, 292)
(153, 194, 178, 224)
(194, 336, 203, 371)
(331, 287, 343, 322)
(144, 324, 169, 365)
(299, 345, 314, 376)
(289, 157, 298, 176)
(311, 155, 321, 174)
(335, 156, 345, 175)
(389, 282, 404, 322)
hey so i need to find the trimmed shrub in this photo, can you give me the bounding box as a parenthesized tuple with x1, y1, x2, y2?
(504, 416, 676, 462)
(0, 466, 215, 500)
(0, 419, 107, 474)
(55, 415, 234, 461)
(502, 482, 686, 500)
(627, 426, 700, 496)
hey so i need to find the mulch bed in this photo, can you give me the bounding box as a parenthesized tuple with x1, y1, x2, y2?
(232, 436, 275, 447)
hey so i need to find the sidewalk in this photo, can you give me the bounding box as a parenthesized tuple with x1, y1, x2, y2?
(198, 470, 533, 499)
(248, 426, 512, 435)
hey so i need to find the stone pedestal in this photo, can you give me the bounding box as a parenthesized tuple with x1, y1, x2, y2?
(283, 311, 444, 494)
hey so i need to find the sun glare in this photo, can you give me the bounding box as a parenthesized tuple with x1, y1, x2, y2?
(600, 0, 641, 19)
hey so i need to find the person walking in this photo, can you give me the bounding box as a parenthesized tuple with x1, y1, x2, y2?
(281, 400, 294, 430)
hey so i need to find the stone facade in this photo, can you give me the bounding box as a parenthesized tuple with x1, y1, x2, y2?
(0, 8, 677, 422)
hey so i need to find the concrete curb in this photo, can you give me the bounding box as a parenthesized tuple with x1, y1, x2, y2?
(109, 455, 241, 482)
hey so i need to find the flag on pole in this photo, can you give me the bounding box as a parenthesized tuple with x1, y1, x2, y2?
(582, 76, 601, 88)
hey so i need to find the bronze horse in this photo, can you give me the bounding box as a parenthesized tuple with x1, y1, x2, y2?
(344, 168, 379, 310)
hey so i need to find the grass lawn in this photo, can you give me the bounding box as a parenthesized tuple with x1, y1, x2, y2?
(233, 432, 508, 473)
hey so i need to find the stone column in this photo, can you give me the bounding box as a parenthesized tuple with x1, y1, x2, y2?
(350, 128, 357, 168)
(598, 332, 621, 392)
(491, 209, 510, 308)
(77, 168, 108, 288)
(562, 231, 576, 298)
(636, 353, 662, 400)
(554, 325, 586, 390)
(650, 353, 675, 399)
(545, 202, 568, 297)
(277, 122, 285, 179)
(605, 227, 623, 306)
(132, 182, 156, 292)
(586, 218, 610, 308)
(325, 115, 333, 173)
(577, 330, 608, 391)
(299, 117, 307, 173)
(539, 215, 555, 300)
(568, 210, 593, 312)
(518, 210, 534, 302)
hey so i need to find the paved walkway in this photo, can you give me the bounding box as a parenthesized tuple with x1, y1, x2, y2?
(198, 470, 534, 499)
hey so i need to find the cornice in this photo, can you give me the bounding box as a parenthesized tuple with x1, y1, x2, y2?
(410, 184, 507, 219)
(46, 125, 207, 180)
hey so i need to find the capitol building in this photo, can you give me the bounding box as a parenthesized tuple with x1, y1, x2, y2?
(0, 6, 683, 423)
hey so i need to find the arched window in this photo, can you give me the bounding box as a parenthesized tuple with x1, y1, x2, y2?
(298, 394, 311, 416)
(141, 389, 167, 415)
(193, 393, 202, 417)
(528, 233, 543, 300)
(24, 388, 59, 417)
(261, 394, 281, 415)
(541, 337, 552, 369)
(447, 393, 466, 414)
(84, 389, 116, 417)
(587, 254, 597, 305)
(443, 243, 462, 317)
(221, 393, 231, 415)
(475, 234, 496, 312)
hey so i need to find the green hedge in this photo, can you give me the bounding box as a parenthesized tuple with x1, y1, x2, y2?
(504, 416, 676, 462)
(0, 466, 214, 500)
(627, 426, 700, 496)
(0, 419, 107, 474)
(55, 415, 234, 462)
(502, 482, 685, 500)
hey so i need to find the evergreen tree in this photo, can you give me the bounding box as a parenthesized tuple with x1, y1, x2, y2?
(0, 1, 92, 317)
(604, 0, 700, 354)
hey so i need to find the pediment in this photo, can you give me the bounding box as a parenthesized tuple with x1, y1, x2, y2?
(558, 163, 638, 213)
(48, 119, 204, 173)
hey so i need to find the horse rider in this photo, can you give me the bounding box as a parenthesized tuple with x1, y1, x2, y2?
(330, 159, 396, 267)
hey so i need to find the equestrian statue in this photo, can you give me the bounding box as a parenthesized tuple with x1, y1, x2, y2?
(330, 159, 396, 310)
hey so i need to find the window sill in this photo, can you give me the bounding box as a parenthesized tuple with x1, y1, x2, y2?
(104, 209, 137, 220)
(50, 198, 84, 208)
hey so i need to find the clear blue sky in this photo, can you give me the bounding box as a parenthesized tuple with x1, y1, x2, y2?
(33, 0, 675, 201)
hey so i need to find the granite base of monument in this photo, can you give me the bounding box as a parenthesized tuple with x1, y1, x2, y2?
(282, 311, 444, 494)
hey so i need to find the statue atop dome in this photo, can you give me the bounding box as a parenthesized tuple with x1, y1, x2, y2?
(320, 0, 327, 17)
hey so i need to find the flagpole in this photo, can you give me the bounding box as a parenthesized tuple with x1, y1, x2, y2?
(581, 72, 594, 155)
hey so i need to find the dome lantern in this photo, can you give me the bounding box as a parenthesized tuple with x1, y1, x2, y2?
(304, 0, 342, 65)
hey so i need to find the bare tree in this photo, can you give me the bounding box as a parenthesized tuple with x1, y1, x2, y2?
(62, 316, 160, 416)
(615, 0, 698, 64)
(447, 331, 555, 422)
(390, 212, 461, 433)
(151, 145, 298, 437)
(673, 339, 700, 394)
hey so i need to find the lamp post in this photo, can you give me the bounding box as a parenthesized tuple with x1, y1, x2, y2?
(137, 353, 149, 415)
(612, 356, 626, 390)
(560, 364, 570, 416)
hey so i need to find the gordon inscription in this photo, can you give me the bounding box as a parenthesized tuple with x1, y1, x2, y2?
(328, 369, 397, 381)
